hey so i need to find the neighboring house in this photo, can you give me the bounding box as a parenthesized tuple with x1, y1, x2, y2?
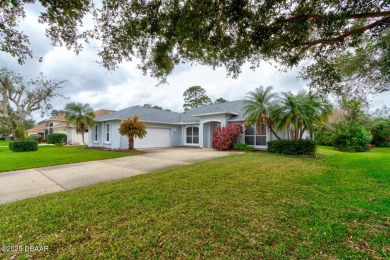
(25, 122, 48, 137)
(89, 100, 290, 149)
(26, 109, 114, 144)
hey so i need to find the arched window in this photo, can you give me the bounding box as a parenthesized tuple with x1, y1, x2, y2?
(186, 126, 199, 144)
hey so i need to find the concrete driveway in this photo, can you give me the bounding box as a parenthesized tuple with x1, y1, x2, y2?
(0, 148, 240, 204)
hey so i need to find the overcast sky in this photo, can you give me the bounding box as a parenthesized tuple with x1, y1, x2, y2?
(1, 4, 388, 122)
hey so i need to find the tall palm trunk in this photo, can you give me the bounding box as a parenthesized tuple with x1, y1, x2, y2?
(299, 126, 306, 140)
(128, 135, 135, 150)
(268, 122, 281, 140)
(82, 132, 86, 145)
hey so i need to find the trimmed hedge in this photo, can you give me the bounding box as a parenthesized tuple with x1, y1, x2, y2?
(267, 139, 316, 155)
(9, 140, 38, 152)
(47, 133, 67, 145)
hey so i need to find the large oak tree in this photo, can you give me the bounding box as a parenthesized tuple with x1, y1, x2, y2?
(1, 0, 389, 93)
(0, 68, 64, 138)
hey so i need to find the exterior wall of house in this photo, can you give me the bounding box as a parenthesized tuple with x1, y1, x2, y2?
(67, 128, 89, 145)
(88, 121, 121, 149)
(120, 122, 181, 149)
(89, 121, 182, 149)
(197, 114, 228, 148)
(88, 118, 305, 150)
(53, 127, 66, 135)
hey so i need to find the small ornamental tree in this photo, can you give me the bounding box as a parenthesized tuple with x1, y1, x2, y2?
(212, 124, 243, 151)
(64, 102, 96, 146)
(119, 115, 147, 150)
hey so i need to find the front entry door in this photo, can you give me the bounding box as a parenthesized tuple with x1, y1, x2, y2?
(207, 122, 221, 148)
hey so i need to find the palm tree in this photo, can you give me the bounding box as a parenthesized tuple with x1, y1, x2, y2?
(243, 86, 281, 139)
(64, 102, 96, 145)
(275, 91, 331, 140)
(119, 115, 147, 150)
(302, 94, 332, 139)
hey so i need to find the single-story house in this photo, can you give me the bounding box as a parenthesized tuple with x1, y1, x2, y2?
(27, 109, 114, 144)
(89, 100, 298, 149)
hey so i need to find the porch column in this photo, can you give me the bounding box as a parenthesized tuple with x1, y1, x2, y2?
(199, 122, 204, 148)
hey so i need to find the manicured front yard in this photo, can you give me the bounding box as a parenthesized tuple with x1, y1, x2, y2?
(0, 145, 139, 172)
(0, 140, 10, 146)
(0, 147, 389, 258)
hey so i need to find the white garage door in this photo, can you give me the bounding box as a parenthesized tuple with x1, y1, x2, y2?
(134, 128, 171, 148)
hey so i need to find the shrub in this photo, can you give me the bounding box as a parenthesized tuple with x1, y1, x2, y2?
(46, 133, 67, 145)
(334, 124, 372, 152)
(267, 139, 316, 155)
(9, 140, 38, 152)
(26, 135, 43, 143)
(314, 127, 335, 146)
(235, 143, 255, 151)
(0, 137, 5, 141)
(371, 119, 390, 147)
(212, 124, 243, 150)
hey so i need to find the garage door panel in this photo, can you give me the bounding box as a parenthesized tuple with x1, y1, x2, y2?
(135, 128, 170, 148)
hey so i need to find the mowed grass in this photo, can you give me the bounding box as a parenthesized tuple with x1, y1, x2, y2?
(0, 145, 139, 172)
(0, 147, 389, 258)
(0, 140, 10, 146)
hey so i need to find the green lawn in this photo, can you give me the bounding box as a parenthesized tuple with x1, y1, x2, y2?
(0, 140, 10, 146)
(0, 147, 389, 258)
(0, 145, 139, 172)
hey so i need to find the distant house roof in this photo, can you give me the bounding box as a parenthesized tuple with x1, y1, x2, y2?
(49, 115, 66, 122)
(95, 109, 115, 117)
(26, 122, 47, 134)
(95, 100, 245, 124)
(27, 109, 115, 132)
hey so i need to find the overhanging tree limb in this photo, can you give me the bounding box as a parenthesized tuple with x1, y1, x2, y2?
(304, 17, 389, 47)
(270, 11, 390, 26)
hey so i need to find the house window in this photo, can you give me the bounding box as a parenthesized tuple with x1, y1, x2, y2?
(94, 125, 98, 142)
(186, 126, 199, 144)
(105, 123, 110, 142)
(245, 124, 266, 146)
(48, 123, 53, 134)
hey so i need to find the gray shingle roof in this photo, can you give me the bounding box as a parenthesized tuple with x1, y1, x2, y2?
(183, 100, 245, 121)
(95, 106, 183, 123)
(95, 100, 245, 124)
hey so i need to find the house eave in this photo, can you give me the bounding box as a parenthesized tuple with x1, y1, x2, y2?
(95, 118, 197, 125)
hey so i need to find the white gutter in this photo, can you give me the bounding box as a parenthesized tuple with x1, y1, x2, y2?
(192, 111, 239, 117)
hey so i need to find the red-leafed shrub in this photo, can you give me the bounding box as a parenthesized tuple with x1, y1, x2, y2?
(212, 124, 243, 150)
